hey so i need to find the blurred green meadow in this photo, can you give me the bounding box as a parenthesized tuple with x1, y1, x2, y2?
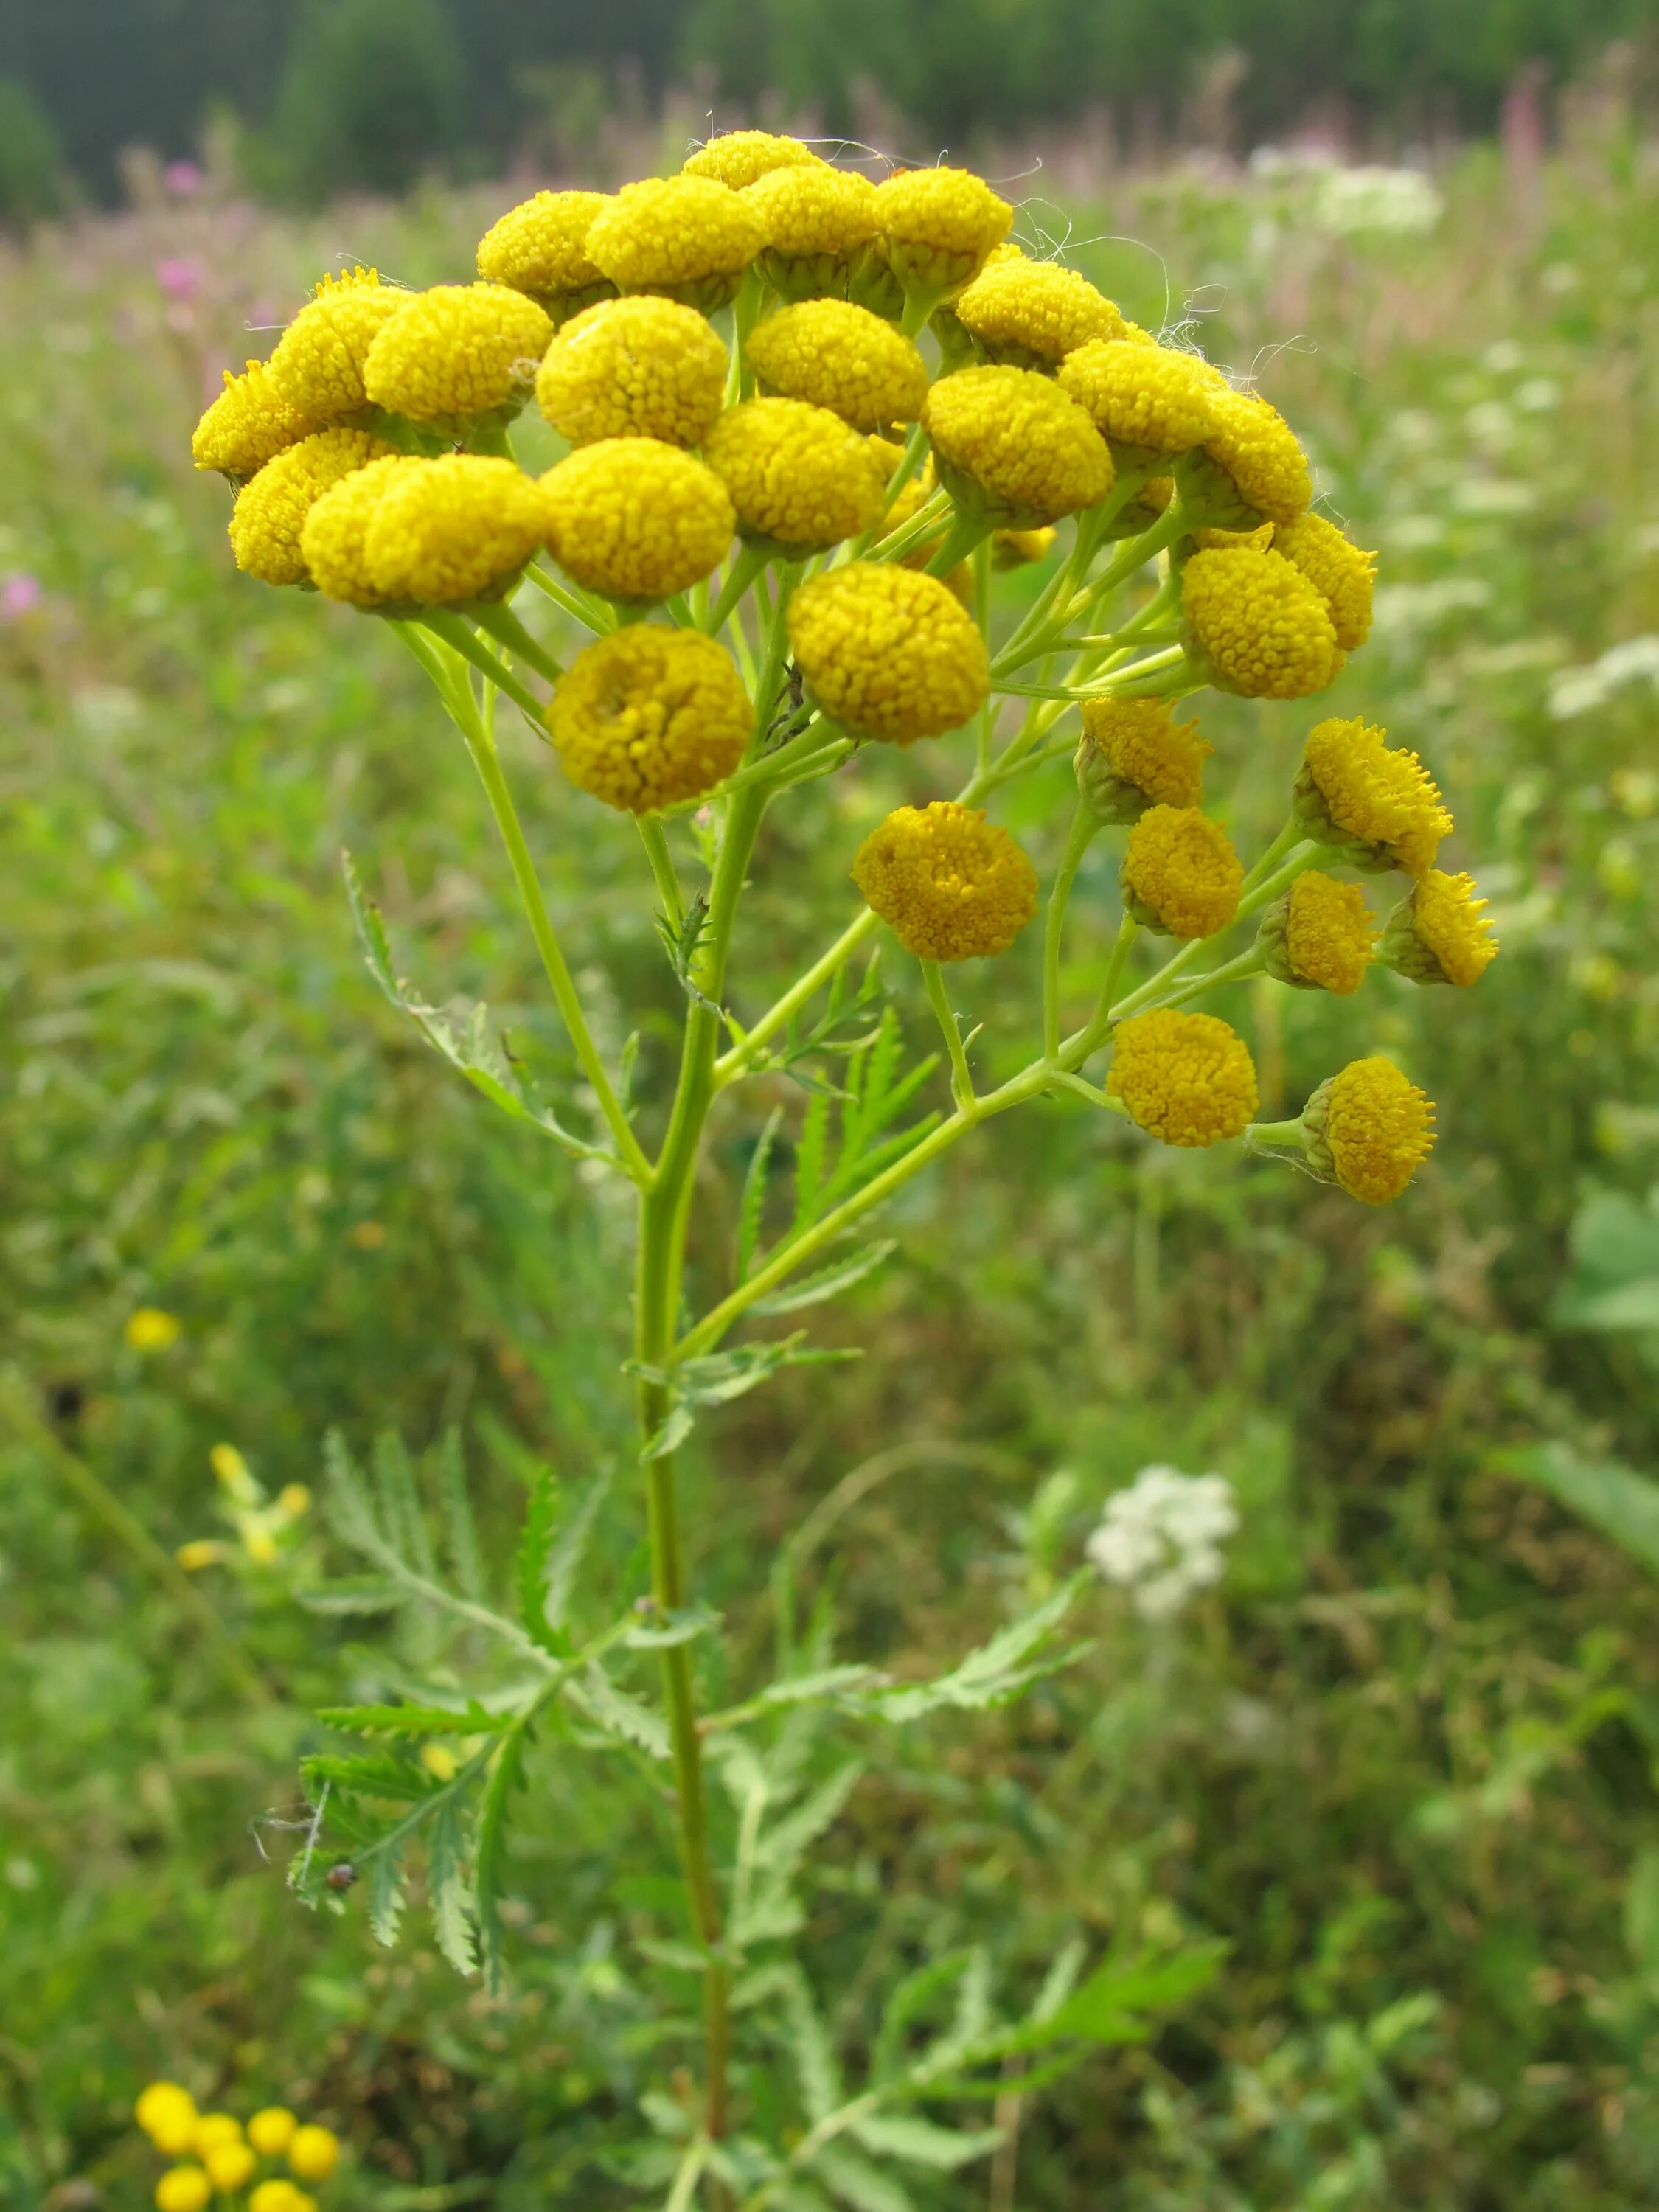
(4, 119, 1659, 2211)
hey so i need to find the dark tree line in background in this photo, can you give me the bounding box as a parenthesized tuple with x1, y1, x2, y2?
(0, 0, 1651, 215)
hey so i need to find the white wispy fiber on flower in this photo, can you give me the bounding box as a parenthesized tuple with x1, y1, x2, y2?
(1085, 1465, 1239, 1620)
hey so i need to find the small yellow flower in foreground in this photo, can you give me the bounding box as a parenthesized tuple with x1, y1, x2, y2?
(476, 189, 613, 313)
(250, 2183, 306, 2212)
(277, 1484, 312, 1518)
(703, 397, 886, 550)
(1109, 1009, 1259, 1147)
(788, 563, 989, 744)
(1180, 546, 1342, 700)
(586, 176, 762, 311)
(852, 802, 1038, 961)
(246, 2107, 298, 2157)
(155, 2167, 212, 2212)
(264, 268, 405, 423)
(683, 130, 826, 189)
(1057, 338, 1220, 456)
(1186, 386, 1312, 526)
(1272, 511, 1377, 651)
(743, 165, 880, 299)
(209, 1441, 254, 1492)
(1304, 1055, 1436, 1203)
(364, 456, 550, 608)
(192, 361, 319, 480)
(299, 456, 417, 607)
(535, 295, 726, 449)
(1295, 716, 1452, 876)
(542, 440, 734, 602)
(206, 2140, 257, 2192)
(953, 257, 1123, 369)
(550, 627, 751, 814)
(287, 2125, 341, 2183)
(1259, 870, 1376, 994)
(992, 526, 1056, 568)
(1382, 869, 1499, 986)
(125, 1307, 181, 1352)
(747, 302, 928, 431)
(136, 2082, 198, 2154)
(175, 1540, 222, 1570)
(925, 364, 1112, 526)
(421, 1741, 459, 1781)
(1076, 696, 1211, 822)
(363, 284, 552, 428)
(192, 2115, 242, 2157)
(1121, 806, 1244, 939)
(229, 428, 397, 589)
(874, 166, 1012, 295)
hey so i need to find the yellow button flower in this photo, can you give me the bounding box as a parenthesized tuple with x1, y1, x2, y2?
(1259, 870, 1376, 994)
(192, 360, 319, 481)
(286, 2125, 341, 2183)
(136, 2083, 198, 2155)
(1057, 338, 1220, 456)
(175, 1539, 223, 1571)
(586, 177, 763, 312)
(743, 165, 880, 299)
(299, 455, 417, 606)
(476, 189, 614, 316)
(206, 2141, 257, 2192)
(1185, 386, 1312, 526)
(953, 257, 1123, 369)
(683, 130, 826, 189)
(362, 283, 552, 429)
(746, 302, 928, 431)
(250, 2185, 305, 2212)
(1271, 511, 1377, 652)
(278, 1482, 312, 1517)
(550, 625, 751, 814)
(992, 526, 1056, 567)
(364, 455, 550, 607)
(925, 364, 1112, 526)
(787, 563, 989, 744)
(264, 268, 406, 422)
(1382, 868, 1498, 985)
(125, 1306, 181, 1351)
(1108, 1009, 1259, 1147)
(542, 439, 734, 602)
(1305, 1055, 1435, 1203)
(246, 2108, 298, 2157)
(852, 802, 1038, 961)
(192, 2115, 242, 2157)
(1121, 805, 1244, 939)
(1295, 715, 1452, 876)
(703, 397, 886, 552)
(155, 2168, 212, 2212)
(1076, 696, 1211, 822)
(873, 166, 1012, 296)
(1180, 546, 1342, 700)
(228, 428, 397, 588)
(535, 295, 727, 448)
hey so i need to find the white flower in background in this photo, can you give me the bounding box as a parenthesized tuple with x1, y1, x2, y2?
(1086, 1465, 1239, 1621)
(1312, 164, 1443, 239)
(1548, 635, 1659, 720)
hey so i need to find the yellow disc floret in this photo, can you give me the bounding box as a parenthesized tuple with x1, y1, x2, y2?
(1261, 869, 1377, 993)
(1186, 386, 1312, 526)
(362, 283, 552, 428)
(228, 426, 397, 588)
(953, 257, 1123, 369)
(683, 131, 826, 189)
(1296, 716, 1452, 876)
(1272, 511, 1377, 652)
(787, 563, 989, 744)
(192, 360, 319, 480)
(703, 397, 886, 552)
(364, 455, 550, 606)
(585, 177, 763, 311)
(247, 2109, 298, 2157)
(1108, 1009, 1259, 1147)
(925, 364, 1112, 526)
(1057, 338, 1220, 456)
(874, 167, 1013, 296)
(286, 2126, 341, 2183)
(155, 2168, 212, 2212)
(1307, 1055, 1436, 1204)
(136, 2084, 199, 2157)
(746, 302, 928, 431)
(264, 267, 406, 422)
(299, 454, 415, 605)
(542, 439, 734, 602)
(1382, 868, 1498, 986)
(1076, 697, 1211, 821)
(550, 625, 751, 813)
(852, 802, 1038, 961)
(1180, 546, 1342, 700)
(206, 2143, 257, 2192)
(536, 294, 727, 448)
(476, 189, 613, 310)
(743, 165, 880, 299)
(1121, 805, 1244, 939)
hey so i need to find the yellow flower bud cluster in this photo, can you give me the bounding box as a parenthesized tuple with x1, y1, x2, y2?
(874, 166, 1013, 296)
(853, 802, 1038, 961)
(229, 426, 397, 588)
(1121, 806, 1244, 939)
(192, 360, 318, 480)
(136, 2084, 338, 2212)
(744, 165, 880, 299)
(362, 282, 553, 428)
(1108, 1010, 1259, 1147)
(550, 627, 751, 814)
(1180, 546, 1343, 700)
(1303, 1056, 1436, 1204)
(542, 439, 734, 602)
(476, 188, 613, 316)
(684, 130, 826, 189)
(1258, 870, 1377, 995)
(586, 175, 764, 312)
(1295, 716, 1453, 876)
(264, 267, 406, 422)
(747, 301, 928, 430)
(788, 564, 989, 744)
(704, 397, 886, 550)
(1076, 696, 1211, 822)
(953, 257, 1124, 369)
(925, 364, 1112, 526)
(536, 296, 727, 448)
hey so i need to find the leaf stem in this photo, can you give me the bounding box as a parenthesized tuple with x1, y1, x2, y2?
(920, 959, 977, 1110)
(1043, 799, 1101, 1061)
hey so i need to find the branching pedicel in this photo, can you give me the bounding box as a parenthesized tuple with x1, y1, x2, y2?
(193, 131, 1499, 2204)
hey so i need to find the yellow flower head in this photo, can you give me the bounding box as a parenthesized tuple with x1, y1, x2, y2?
(952, 257, 1123, 370)
(125, 1307, 181, 1352)
(192, 360, 319, 481)
(1259, 869, 1376, 994)
(1271, 511, 1377, 652)
(209, 1441, 255, 1496)
(363, 456, 550, 607)
(420, 1741, 459, 1782)
(787, 562, 989, 744)
(746, 301, 928, 431)
(1057, 338, 1220, 457)
(362, 283, 553, 428)
(852, 802, 1038, 961)
(550, 625, 751, 813)
(476, 189, 614, 314)
(542, 439, 734, 602)
(743, 164, 880, 299)
(1180, 546, 1342, 700)
(586, 177, 763, 312)
(155, 2168, 212, 2212)
(136, 2084, 198, 2155)
(1076, 696, 1211, 822)
(206, 2143, 257, 2193)
(264, 268, 406, 422)
(1304, 1055, 1435, 1204)
(874, 166, 1013, 296)
(278, 1482, 312, 1517)
(683, 130, 826, 189)
(250, 2185, 307, 2212)
(992, 526, 1056, 568)
(1382, 868, 1498, 986)
(286, 2126, 341, 2183)
(175, 1540, 224, 1571)
(1295, 716, 1452, 876)
(247, 2109, 298, 2158)
(228, 427, 397, 588)
(925, 364, 1112, 526)
(1108, 1009, 1259, 1147)
(299, 455, 417, 606)
(703, 397, 886, 552)
(1185, 386, 1312, 526)
(1121, 804, 1244, 939)
(535, 294, 727, 449)
(192, 2115, 241, 2157)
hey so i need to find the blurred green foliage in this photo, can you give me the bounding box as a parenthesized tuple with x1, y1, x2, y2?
(263, 0, 463, 204)
(0, 75, 65, 223)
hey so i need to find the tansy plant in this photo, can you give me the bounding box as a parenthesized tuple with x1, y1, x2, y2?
(133, 2082, 339, 2212)
(192, 133, 1498, 2204)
